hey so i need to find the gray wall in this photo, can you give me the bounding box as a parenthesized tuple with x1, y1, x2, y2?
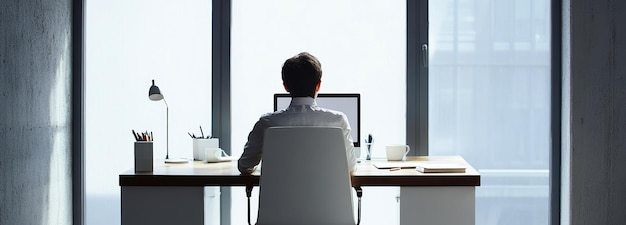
(569, 0, 626, 225)
(0, 0, 73, 224)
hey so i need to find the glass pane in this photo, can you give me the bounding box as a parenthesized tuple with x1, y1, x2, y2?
(429, 0, 551, 224)
(85, 1, 212, 224)
(232, 0, 406, 224)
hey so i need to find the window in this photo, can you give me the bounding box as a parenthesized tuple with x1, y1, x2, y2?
(84, 1, 554, 224)
(231, 0, 406, 224)
(429, 0, 551, 224)
(85, 1, 212, 224)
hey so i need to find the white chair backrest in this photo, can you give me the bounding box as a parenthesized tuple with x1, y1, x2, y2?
(256, 126, 355, 225)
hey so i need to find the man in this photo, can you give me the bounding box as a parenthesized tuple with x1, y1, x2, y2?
(237, 52, 357, 175)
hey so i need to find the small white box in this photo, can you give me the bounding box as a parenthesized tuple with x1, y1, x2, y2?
(193, 138, 219, 161)
(134, 142, 153, 172)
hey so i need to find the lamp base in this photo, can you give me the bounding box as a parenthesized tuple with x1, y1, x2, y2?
(164, 158, 189, 164)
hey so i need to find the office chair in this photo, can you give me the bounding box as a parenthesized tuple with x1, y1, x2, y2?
(247, 126, 362, 225)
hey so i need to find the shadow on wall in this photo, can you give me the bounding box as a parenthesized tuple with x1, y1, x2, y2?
(0, 0, 73, 224)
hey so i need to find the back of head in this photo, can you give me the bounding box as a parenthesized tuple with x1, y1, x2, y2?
(281, 52, 322, 98)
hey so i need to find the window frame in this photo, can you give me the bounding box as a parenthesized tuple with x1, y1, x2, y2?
(72, 0, 562, 224)
(407, 0, 429, 156)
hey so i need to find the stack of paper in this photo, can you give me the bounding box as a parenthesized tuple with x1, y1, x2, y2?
(373, 162, 418, 169)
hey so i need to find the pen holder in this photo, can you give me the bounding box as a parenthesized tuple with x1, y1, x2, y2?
(193, 138, 219, 161)
(365, 143, 373, 160)
(134, 141, 153, 172)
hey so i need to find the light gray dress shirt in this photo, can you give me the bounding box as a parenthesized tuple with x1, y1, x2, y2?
(238, 97, 357, 174)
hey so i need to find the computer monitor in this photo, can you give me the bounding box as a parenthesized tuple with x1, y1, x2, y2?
(274, 93, 361, 147)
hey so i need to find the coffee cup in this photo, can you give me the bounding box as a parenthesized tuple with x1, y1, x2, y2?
(386, 145, 410, 161)
(205, 148, 228, 162)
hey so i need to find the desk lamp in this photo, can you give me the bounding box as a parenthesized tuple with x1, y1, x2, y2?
(149, 79, 188, 163)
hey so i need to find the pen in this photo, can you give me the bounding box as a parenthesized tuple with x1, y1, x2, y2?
(390, 167, 401, 171)
(367, 134, 374, 143)
(200, 126, 205, 139)
(132, 130, 139, 141)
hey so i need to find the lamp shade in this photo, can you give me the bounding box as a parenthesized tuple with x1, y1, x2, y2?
(149, 79, 164, 101)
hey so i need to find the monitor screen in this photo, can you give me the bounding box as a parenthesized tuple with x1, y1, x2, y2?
(274, 93, 361, 147)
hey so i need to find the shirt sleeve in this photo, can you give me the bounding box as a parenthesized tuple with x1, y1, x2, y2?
(341, 114, 357, 173)
(238, 119, 268, 174)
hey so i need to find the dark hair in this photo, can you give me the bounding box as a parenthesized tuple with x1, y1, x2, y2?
(281, 52, 322, 97)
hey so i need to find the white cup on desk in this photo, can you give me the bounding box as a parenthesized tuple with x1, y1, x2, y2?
(205, 148, 228, 162)
(386, 144, 410, 161)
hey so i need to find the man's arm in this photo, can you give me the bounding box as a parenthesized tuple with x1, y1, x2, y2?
(341, 114, 357, 173)
(346, 134, 357, 173)
(238, 119, 267, 174)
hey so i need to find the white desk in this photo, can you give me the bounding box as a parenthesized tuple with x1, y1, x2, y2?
(120, 156, 480, 225)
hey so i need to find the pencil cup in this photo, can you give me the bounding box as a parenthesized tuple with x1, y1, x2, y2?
(134, 141, 153, 172)
(365, 143, 373, 160)
(193, 138, 219, 161)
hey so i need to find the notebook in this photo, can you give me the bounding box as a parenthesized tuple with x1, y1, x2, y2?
(415, 163, 466, 173)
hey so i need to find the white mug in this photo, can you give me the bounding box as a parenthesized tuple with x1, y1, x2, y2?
(205, 148, 227, 162)
(386, 145, 410, 161)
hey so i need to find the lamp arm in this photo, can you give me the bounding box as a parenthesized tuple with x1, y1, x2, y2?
(164, 98, 169, 159)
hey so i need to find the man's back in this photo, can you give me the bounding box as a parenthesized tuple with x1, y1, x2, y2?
(237, 97, 356, 174)
(264, 99, 348, 128)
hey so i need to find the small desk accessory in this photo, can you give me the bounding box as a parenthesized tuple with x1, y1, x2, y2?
(190, 126, 220, 161)
(132, 130, 154, 172)
(148, 79, 188, 164)
(364, 134, 374, 160)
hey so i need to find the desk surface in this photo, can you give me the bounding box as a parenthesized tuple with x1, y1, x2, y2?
(119, 156, 480, 187)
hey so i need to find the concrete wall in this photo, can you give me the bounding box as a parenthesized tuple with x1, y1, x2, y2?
(569, 0, 626, 224)
(0, 0, 73, 224)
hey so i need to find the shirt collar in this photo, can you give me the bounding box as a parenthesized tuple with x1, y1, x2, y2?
(289, 97, 317, 107)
